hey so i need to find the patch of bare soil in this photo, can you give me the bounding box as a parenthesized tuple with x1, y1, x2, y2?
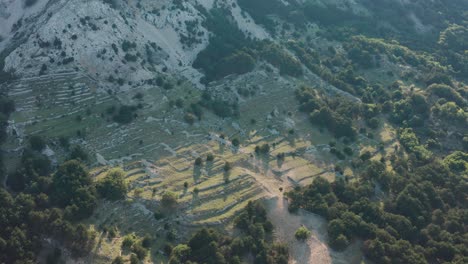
(264, 198, 364, 264)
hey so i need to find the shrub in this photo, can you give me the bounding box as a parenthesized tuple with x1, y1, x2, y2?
(206, 153, 214, 162)
(112, 256, 124, 264)
(29, 135, 46, 151)
(330, 234, 349, 250)
(294, 226, 311, 240)
(154, 210, 165, 220)
(142, 236, 152, 248)
(113, 105, 137, 124)
(129, 254, 139, 264)
(223, 162, 232, 172)
(69, 145, 88, 161)
(184, 113, 196, 125)
(132, 243, 148, 260)
(122, 234, 137, 249)
(102, 0, 117, 9)
(96, 168, 128, 200)
(194, 157, 203, 166)
(161, 191, 178, 209)
(24, 0, 38, 7)
(367, 117, 380, 129)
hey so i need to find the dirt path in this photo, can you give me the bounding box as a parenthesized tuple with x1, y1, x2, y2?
(237, 146, 365, 263)
(264, 197, 364, 264)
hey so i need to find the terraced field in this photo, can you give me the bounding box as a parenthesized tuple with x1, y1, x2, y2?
(3, 69, 399, 263)
(4, 71, 115, 137)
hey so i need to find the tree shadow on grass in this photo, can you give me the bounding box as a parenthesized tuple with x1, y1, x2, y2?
(205, 161, 214, 177)
(262, 155, 270, 174)
(193, 165, 202, 183)
(219, 142, 225, 155)
(223, 170, 231, 184)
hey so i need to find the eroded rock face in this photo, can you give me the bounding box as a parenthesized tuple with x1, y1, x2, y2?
(0, 0, 50, 43)
(1, 0, 276, 90)
(2, 0, 214, 89)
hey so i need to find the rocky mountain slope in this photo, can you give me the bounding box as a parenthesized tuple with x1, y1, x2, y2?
(0, 0, 466, 264)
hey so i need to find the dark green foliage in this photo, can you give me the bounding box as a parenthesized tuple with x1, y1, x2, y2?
(0, 95, 15, 117)
(443, 151, 468, 173)
(310, 107, 356, 139)
(255, 144, 270, 155)
(214, 50, 256, 79)
(170, 201, 288, 264)
(194, 8, 304, 83)
(161, 191, 178, 209)
(141, 235, 152, 248)
(7, 149, 51, 192)
(184, 112, 196, 125)
(237, 0, 286, 32)
(29, 135, 46, 151)
(24, 0, 38, 7)
(398, 128, 432, 161)
(112, 105, 137, 124)
(295, 86, 358, 139)
(122, 234, 137, 249)
(288, 41, 357, 94)
(0, 96, 14, 143)
(438, 24, 468, 78)
(223, 162, 232, 172)
(427, 84, 466, 107)
(112, 256, 124, 264)
(286, 154, 467, 263)
(193, 8, 254, 83)
(96, 169, 128, 201)
(294, 226, 311, 240)
(121, 40, 137, 52)
(232, 138, 240, 147)
(1, 159, 95, 262)
(124, 53, 138, 62)
(199, 91, 239, 118)
(52, 160, 97, 219)
(154, 210, 164, 220)
(69, 145, 89, 162)
(206, 153, 214, 162)
(257, 41, 303, 76)
(129, 254, 139, 264)
(132, 243, 148, 260)
(0, 96, 97, 263)
(389, 93, 431, 127)
(194, 157, 203, 166)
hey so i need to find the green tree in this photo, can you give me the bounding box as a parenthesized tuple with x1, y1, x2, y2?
(30, 135, 46, 151)
(69, 145, 89, 162)
(169, 244, 191, 264)
(96, 168, 128, 200)
(194, 157, 203, 166)
(52, 160, 96, 219)
(161, 191, 178, 209)
(112, 256, 124, 264)
(294, 226, 311, 240)
(232, 138, 240, 147)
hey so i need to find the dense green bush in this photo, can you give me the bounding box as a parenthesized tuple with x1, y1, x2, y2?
(193, 8, 254, 83)
(96, 168, 128, 201)
(286, 157, 466, 264)
(294, 226, 311, 240)
(296, 86, 357, 139)
(52, 160, 97, 219)
(29, 135, 46, 151)
(24, 0, 38, 7)
(112, 105, 138, 124)
(170, 201, 288, 264)
(161, 191, 178, 209)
